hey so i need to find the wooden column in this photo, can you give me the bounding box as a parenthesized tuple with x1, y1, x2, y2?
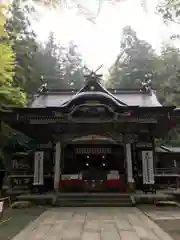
(54, 141, 61, 192)
(125, 143, 134, 191)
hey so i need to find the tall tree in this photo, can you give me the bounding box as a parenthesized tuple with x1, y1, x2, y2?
(155, 45, 180, 105)
(31, 33, 85, 91)
(157, 0, 180, 23)
(6, 0, 38, 94)
(0, 4, 26, 107)
(107, 26, 156, 89)
(60, 41, 85, 89)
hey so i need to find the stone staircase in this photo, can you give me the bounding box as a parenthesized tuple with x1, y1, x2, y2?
(53, 193, 134, 207)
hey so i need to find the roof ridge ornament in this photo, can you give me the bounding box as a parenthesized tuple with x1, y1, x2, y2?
(37, 76, 48, 94)
(29, 76, 49, 106)
(141, 74, 152, 93)
(84, 65, 103, 85)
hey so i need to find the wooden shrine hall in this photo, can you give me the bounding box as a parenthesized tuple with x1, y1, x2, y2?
(1, 72, 180, 193)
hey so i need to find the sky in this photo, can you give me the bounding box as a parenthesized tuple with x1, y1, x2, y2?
(33, 0, 180, 72)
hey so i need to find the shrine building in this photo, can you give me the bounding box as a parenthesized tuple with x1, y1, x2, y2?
(1, 73, 180, 193)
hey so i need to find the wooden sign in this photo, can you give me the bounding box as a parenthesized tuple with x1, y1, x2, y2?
(136, 142, 152, 148)
(12, 160, 30, 170)
(85, 100, 100, 104)
(12, 177, 31, 186)
(36, 142, 53, 149)
(75, 147, 112, 154)
(33, 151, 44, 186)
(142, 150, 154, 184)
(0, 201, 3, 213)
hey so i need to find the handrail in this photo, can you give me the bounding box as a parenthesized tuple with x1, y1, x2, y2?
(155, 167, 180, 174)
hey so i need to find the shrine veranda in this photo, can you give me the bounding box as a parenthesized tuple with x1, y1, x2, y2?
(2, 75, 180, 193)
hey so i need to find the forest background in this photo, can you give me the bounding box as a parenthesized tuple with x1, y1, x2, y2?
(0, 0, 180, 162)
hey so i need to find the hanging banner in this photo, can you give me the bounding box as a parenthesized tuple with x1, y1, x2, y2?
(142, 151, 154, 184)
(33, 151, 44, 185)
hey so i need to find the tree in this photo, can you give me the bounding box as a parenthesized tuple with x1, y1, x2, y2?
(0, 4, 26, 107)
(59, 41, 85, 89)
(107, 26, 157, 89)
(6, 0, 38, 94)
(157, 0, 180, 23)
(31, 33, 85, 91)
(155, 45, 180, 105)
(107, 26, 180, 107)
(107, 25, 180, 146)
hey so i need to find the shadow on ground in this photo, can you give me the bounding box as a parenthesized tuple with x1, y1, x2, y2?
(0, 207, 45, 240)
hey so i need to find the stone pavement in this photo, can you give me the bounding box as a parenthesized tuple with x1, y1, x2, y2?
(143, 207, 180, 240)
(12, 207, 175, 240)
(144, 207, 180, 221)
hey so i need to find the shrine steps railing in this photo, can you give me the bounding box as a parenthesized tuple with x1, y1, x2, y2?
(155, 168, 180, 176)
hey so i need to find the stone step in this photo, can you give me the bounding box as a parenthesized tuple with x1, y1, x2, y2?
(54, 195, 133, 207)
(56, 194, 131, 199)
(54, 201, 133, 207)
(55, 198, 132, 202)
(55, 197, 131, 201)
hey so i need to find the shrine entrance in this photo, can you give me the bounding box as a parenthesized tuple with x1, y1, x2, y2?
(61, 143, 126, 192)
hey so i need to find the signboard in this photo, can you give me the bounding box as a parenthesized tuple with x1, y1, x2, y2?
(142, 151, 154, 184)
(0, 201, 3, 213)
(11, 177, 31, 188)
(33, 151, 44, 185)
(36, 142, 53, 149)
(136, 142, 152, 148)
(12, 160, 30, 170)
(84, 100, 100, 104)
(75, 147, 112, 155)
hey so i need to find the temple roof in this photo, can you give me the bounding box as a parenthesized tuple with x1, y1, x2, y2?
(30, 72, 162, 108)
(0, 73, 179, 141)
(156, 146, 180, 153)
(30, 88, 161, 108)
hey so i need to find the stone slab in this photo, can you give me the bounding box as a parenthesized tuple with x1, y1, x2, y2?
(12, 207, 175, 240)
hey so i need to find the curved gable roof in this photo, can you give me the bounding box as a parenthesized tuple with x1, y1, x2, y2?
(30, 74, 162, 108)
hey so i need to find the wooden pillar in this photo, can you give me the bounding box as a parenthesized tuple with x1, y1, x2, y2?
(125, 143, 134, 191)
(151, 133, 156, 178)
(54, 141, 61, 192)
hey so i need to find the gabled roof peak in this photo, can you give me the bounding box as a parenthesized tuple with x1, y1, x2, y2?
(78, 72, 128, 106)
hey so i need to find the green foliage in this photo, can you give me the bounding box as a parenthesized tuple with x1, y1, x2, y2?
(6, 0, 38, 94)
(0, 41, 15, 86)
(0, 4, 15, 87)
(154, 45, 180, 105)
(31, 33, 86, 91)
(0, 3, 27, 107)
(107, 25, 180, 145)
(157, 0, 180, 23)
(108, 26, 180, 107)
(107, 26, 157, 89)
